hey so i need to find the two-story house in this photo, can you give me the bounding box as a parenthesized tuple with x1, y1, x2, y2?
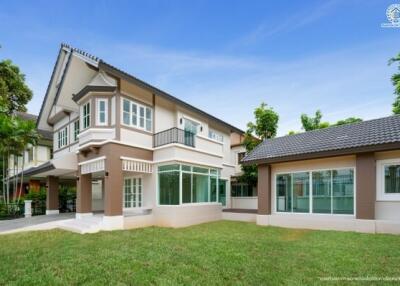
(26, 44, 245, 231)
(7, 112, 53, 200)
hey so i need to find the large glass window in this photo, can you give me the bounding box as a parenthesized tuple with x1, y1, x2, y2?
(122, 98, 152, 132)
(276, 168, 354, 215)
(332, 169, 354, 214)
(158, 164, 221, 205)
(384, 165, 400, 194)
(218, 179, 227, 206)
(193, 173, 209, 203)
(276, 174, 292, 212)
(312, 171, 331, 214)
(159, 170, 180, 205)
(292, 172, 310, 213)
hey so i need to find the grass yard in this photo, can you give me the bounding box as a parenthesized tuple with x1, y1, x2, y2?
(1, 221, 400, 285)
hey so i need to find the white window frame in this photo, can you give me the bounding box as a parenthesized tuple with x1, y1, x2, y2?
(96, 98, 108, 126)
(121, 98, 152, 132)
(57, 127, 68, 149)
(376, 158, 400, 201)
(82, 101, 91, 129)
(208, 129, 224, 143)
(273, 167, 356, 216)
(123, 176, 143, 209)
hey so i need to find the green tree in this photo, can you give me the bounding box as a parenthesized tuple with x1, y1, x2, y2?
(0, 59, 38, 202)
(0, 60, 33, 115)
(389, 53, 400, 114)
(238, 103, 279, 186)
(334, 117, 362, 126)
(300, 110, 330, 131)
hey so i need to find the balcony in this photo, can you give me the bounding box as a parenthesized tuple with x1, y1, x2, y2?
(153, 128, 195, 148)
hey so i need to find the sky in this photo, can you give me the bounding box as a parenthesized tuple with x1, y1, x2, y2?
(0, 0, 399, 135)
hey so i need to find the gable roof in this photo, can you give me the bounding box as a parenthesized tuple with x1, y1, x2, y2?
(243, 115, 400, 165)
(41, 43, 244, 134)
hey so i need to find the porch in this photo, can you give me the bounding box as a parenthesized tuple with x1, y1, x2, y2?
(76, 155, 154, 230)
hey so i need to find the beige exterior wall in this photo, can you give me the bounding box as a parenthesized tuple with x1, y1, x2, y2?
(152, 204, 222, 227)
(374, 150, 400, 220)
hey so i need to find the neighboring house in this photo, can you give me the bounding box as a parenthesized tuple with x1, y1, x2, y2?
(7, 112, 53, 199)
(243, 116, 400, 234)
(25, 43, 245, 230)
(229, 132, 258, 210)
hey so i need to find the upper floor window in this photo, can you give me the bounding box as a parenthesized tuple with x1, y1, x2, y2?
(96, 99, 108, 126)
(122, 98, 152, 132)
(58, 127, 68, 149)
(208, 129, 223, 143)
(82, 102, 90, 129)
(74, 120, 80, 141)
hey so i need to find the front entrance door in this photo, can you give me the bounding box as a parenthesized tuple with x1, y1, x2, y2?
(123, 177, 143, 208)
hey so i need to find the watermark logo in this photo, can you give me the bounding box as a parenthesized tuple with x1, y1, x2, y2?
(381, 4, 400, 28)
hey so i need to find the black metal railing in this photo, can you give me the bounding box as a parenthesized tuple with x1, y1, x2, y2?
(153, 127, 195, 148)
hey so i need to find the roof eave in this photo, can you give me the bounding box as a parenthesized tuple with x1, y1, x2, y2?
(242, 142, 400, 166)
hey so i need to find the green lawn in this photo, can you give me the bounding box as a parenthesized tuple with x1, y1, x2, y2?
(1, 221, 400, 285)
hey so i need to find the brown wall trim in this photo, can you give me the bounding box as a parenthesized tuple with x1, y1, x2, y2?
(356, 153, 376, 219)
(257, 164, 271, 215)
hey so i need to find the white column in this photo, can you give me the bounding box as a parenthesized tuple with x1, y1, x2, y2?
(24, 200, 32, 218)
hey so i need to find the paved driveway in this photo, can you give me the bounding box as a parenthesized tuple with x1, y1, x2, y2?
(0, 213, 75, 234)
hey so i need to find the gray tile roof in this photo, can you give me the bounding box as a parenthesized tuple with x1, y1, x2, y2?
(243, 115, 400, 164)
(15, 111, 37, 121)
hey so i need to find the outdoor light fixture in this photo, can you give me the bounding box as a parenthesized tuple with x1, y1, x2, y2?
(180, 118, 183, 125)
(105, 171, 109, 177)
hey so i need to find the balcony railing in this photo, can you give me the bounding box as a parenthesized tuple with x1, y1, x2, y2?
(153, 128, 195, 148)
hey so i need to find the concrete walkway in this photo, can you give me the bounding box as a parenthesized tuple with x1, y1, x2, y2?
(0, 213, 75, 235)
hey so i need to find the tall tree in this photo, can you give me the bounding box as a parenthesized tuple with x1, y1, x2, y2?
(0, 59, 37, 202)
(0, 60, 33, 115)
(389, 53, 400, 114)
(238, 103, 279, 186)
(300, 110, 329, 131)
